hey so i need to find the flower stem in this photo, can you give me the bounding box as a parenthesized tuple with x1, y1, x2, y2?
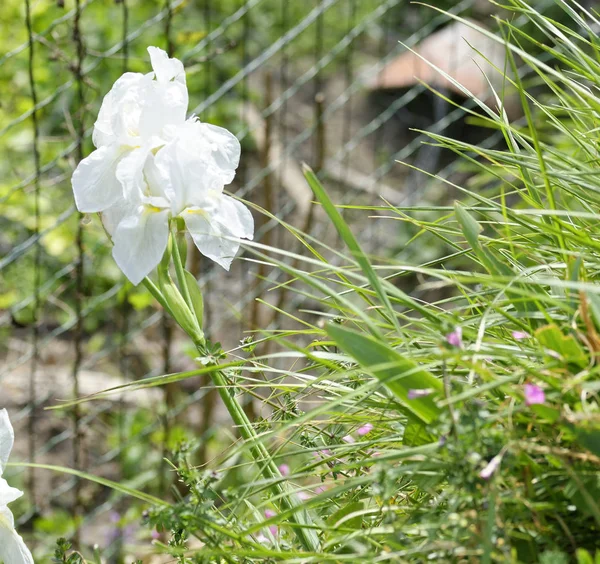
(195, 347, 320, 552)
(164, 239, 320, 552)
(170, 225, 194, 313)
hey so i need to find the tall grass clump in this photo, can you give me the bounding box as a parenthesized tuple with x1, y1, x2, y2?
(34, 1, 600, 562)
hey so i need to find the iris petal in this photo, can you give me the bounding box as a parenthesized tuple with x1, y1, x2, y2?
(112, 207, 170, 285)
(71, 145, 125, 213)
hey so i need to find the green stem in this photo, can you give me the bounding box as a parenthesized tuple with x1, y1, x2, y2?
(146, 258, 320, 552)
(196, 348, 320, 552)
(143, 277, 175, 318)
(171, 225, 194, 312)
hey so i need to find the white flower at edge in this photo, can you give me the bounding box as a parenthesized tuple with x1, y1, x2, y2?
(0, 409, 34, 564)
(71, 46, 188, 214)
(107, 118, 253, 285)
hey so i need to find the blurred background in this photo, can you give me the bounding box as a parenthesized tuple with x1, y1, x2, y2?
(0, 0, 562, 559)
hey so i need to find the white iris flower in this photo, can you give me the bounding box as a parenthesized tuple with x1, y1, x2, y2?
(72, 46, 188, 213)
(71, 47, 254, 285)
(0, 410, 33, 564)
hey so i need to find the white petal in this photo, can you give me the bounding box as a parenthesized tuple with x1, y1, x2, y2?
(183, 208, 239, 270)
(93, 72, 144, 148)
(0, 478, 22, 506)
(0, 410, 13, 474)
(182, 196, 253, 270)
(143, 151, 170, 200)
(112, 207, 170, 285)
(147, 46, 186, 84)
(100, 198, 138, 237)
(115, 147, 149, 199)
(209, 195, 254, 240)
(138, 79, 188, 140)
(198, 122, 241, 184)
(154, 139, 214, 215)
(71, 145, 125, 213)
(0, 507, 34, 564)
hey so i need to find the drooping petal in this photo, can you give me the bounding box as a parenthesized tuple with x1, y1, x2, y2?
(0, 410, 13, 474)
(183, 208, 239, 270)
(71, 145, 125, 213)
(197, 122, 241, 184)
(0, 478, 22, 506)
(100, 198, 139, 237)
(0, 506, 34, 564)
(182, 196, 253, 270)
(115, 146, 150, 200)
(208, 195, 254, 240)
(148, 46, 186, 84)
(112, 207, 170, 285)
(143, 151, 170, 200)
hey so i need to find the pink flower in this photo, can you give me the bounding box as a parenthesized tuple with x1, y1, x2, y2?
(264, 509, 278, 536)
(524, 383, 545, 406)
(297, 491, 311, 501)
(407, 388, 433, 400)
(357, 423, 373, 436)
(151, 530, 160, 540)
(479, 454, 503, 480)
(278, 463, 290, 476)
(342, 435, 355, 444)
(313, 448, 332, 460)
(512, 330, 530, 340)
(446, 327, 463, 348)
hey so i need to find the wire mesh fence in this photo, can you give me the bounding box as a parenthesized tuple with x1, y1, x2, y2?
(0, 0, 520, 555)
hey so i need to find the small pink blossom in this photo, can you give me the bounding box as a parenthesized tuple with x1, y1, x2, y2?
(278, 463, 290, 476)
(407, 388, 433, 400)
(479, 454, 503, 480)
(357, 423, 373, 436)
(151, 530, 160, 540)
(297, 491, 312, 501)
(314, 485, 327, 494)
(264, 509, 278, 536)
(524, 383, 545, 406)
(313, 448, 332, 460)
(512, 330, 530, 340)
(446, 327, 463, 348)
(342, 435, 355, 444)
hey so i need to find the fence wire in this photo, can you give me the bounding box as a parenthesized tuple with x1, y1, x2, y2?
(0, 0, 521, 555)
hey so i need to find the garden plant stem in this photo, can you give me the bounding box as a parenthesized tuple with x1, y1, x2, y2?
(149, 238, 320, 553)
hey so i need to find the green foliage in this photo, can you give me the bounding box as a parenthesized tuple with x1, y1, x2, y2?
(8, 0, 600, 561)
(52, 539, 85, 564)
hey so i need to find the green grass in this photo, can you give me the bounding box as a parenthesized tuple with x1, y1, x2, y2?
(15, 0, 600, 561)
